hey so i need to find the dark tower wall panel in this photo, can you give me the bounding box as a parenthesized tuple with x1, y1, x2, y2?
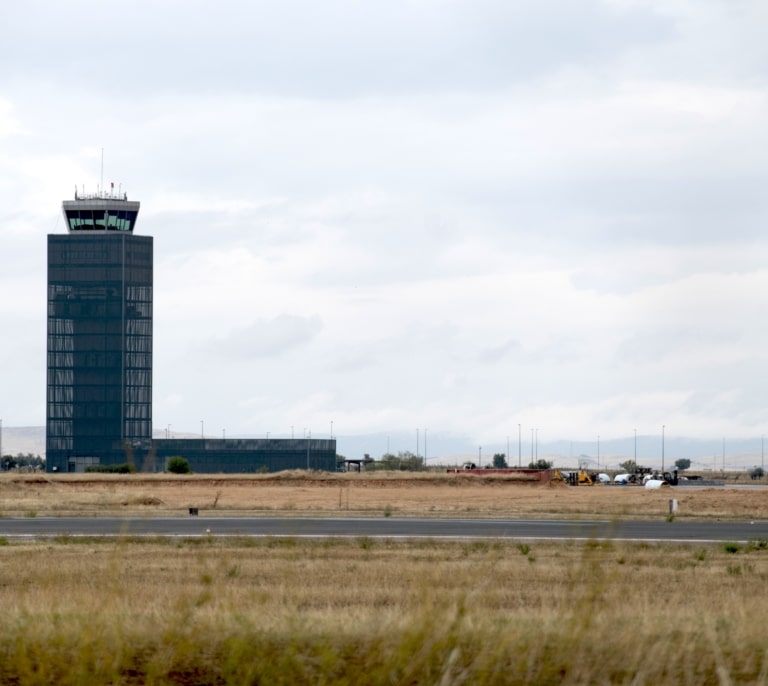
(46, 229, 153, 472)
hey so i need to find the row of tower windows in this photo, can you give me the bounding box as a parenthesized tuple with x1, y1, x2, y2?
(66, 209, 138, 232)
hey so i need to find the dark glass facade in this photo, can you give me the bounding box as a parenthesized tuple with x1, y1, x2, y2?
(47, 213, 153, 472)
(152, 438, 338, 473)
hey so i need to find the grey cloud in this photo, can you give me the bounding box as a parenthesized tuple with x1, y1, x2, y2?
(2, 1, 671, 97)
(203, 314, 323, 360)
(479, 339, 522, 364)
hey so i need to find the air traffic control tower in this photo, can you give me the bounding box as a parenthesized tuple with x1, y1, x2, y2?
(46, 188, 153, 472)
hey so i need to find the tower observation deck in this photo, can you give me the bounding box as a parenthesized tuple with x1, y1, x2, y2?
(62, 187, 140, 233)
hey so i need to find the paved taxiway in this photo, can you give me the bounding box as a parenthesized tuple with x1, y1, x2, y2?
(0, 516, 766, 542)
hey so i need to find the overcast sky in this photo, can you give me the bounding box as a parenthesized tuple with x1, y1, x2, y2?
(1, 0, 767, 458)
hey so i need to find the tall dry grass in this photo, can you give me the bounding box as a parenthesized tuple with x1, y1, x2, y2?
(0, 536, 767, 683)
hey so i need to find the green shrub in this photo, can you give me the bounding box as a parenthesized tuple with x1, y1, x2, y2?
(85, 463, 136, 474)
(167, 456, 191, 474)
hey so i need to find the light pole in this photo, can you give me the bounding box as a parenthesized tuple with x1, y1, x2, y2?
(478, 445, 482, 468)
(330, 420, 333, 439)
(531, 428, 534, 463)
(535, 429, 539, 461)
(201, 420, 204, 439)
(518, 424, 521, 468)
(424, 429, 427, 467)
(722, 437, 726, 472)
(762, 434, 764, 473)
(166, 424, 171, 439)
(661, 425, 665, 472)
(416, 428, 419, 460)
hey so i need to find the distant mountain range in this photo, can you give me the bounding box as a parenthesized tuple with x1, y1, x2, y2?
(2, 427, 764, 472)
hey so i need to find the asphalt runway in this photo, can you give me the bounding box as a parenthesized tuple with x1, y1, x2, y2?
(1, 516, 766, 542)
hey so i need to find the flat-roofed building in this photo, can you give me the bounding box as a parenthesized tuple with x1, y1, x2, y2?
(152, 437, 338, 473)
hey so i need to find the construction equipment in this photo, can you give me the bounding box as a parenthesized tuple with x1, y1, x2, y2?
(560, 469, 596, 486)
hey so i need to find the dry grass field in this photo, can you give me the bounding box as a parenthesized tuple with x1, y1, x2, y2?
(1, 471, 767, 684)
(1, 535, 768, 684)
(0, 470, 766, 520)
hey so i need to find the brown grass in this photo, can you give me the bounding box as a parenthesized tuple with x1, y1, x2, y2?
(1, 470, 766, 520)
(0, 536, 767, 684)
(2, 472, 768, 683)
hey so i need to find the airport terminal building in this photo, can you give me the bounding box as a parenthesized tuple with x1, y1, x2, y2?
(150, 437, 336, 473)
(46, 189, 335, 473)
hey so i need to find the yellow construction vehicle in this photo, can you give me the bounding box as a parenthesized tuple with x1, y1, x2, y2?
(560, 469, 595, 485)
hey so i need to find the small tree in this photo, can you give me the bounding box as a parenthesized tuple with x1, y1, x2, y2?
(167, 456, 191, 474)
(620, 460, 638, 473)
(674, 458, 691, 471)
(378, 451, 423, 472)
(529, 458, 553, 470)
(492, 453, 508, 468)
